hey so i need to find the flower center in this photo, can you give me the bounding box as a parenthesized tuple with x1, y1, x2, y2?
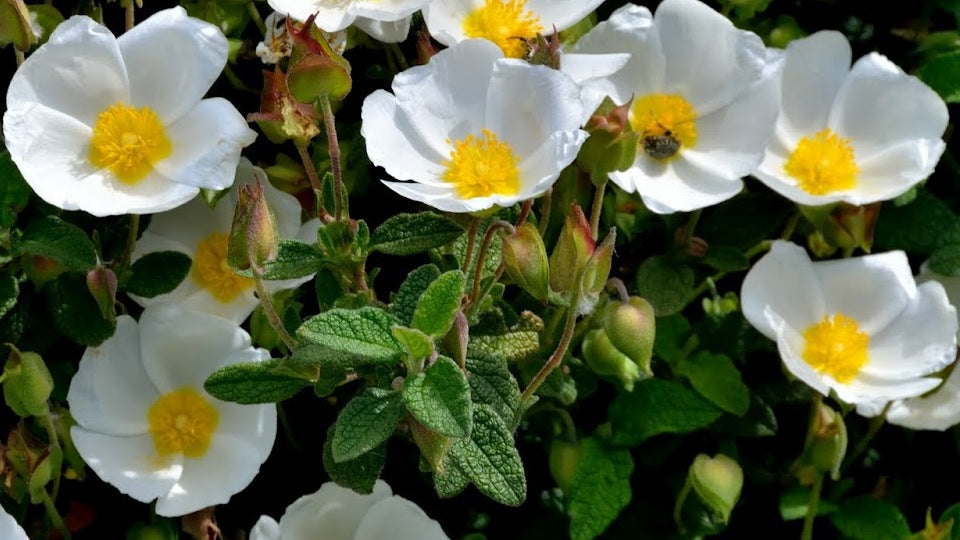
(462, 0, 543, 59)
(89, 103, 172, 184)
(442, 128, 521, 199)
(192, 232, 254, 303)
(801, 313, 869, 383)
(147, 388, 219, 458)
(784, 128, 859, 195)
(630, 94, 698, 160)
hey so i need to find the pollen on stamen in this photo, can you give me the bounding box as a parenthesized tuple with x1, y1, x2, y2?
(462, 0, 543, 59)
(802, 312, 869, 383)
(630, 94, 698, 160)
(784, 128, 859, 195)
(192, 232, 254, 303)
(147, 387, 219, 458)
(89, 103, 172, 184)
(442, 129, 521, 199)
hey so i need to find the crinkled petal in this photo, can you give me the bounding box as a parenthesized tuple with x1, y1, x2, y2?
(117, 7, 227, 123)
(353, 497, 450, 540)
(67, 316, 158, 436)
(279, 480, 393, 540)
(361, 90, 447, 182)
(776, 31, 851, 144)
(268, 0, 354, 28)
(611, 154, 743, 214)
(71, 428, 183, 504)
(886, 367, 960, 431)
(559, 52, 631, 122)
(352, 0, 429, 21)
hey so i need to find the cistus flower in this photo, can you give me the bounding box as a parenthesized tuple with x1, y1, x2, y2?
(131, 159, 319, 324)
(741, 241, 958, 408)
(3, 7, 256, 217)
(66, 307, 277, 517)
(423, 0, 605, 59)
(0, 504, 27, 540)
(361, 39, 586, 213)
(569, 0, 781, 214)
(250, 480, 449, 540)
(266, 0, 432, 43)
(753, 31, 948, 206)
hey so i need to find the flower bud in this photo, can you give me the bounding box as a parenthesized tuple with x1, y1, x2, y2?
(579, 228, 616, 313)
(549, 203, 594, 295)
(675, 453, 744, 536)
(800, 202, 880, 254)
(603, 297, 655, 377)
(86, 265, 117, 324)
(228, 180, 280, 272)
(526, 33, 561, 69)
(248, 68, 321, 144)
(2, 346, 53, 418)
(582, 328, 642, 391)
(801, 402, 847, 480)
(416, 31, 439, 65)
(0, 0, 35, 51)
(501, 222, 550, 301)
(285, 14, 352, 103)
(22, 253, 64, 286)
(548, 439, 584, 493)
(577, 98, 640, 184)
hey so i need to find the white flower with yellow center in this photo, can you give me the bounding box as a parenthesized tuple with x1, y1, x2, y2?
(266, 0, 431, 43)
(0, 505, 28, 540)
(741, 241, 958, 407)
(3, 8, 257, 217)
(361, 39, 586, 213)
(250, 480, 449, 540)
(66, 307, 277, 517)
(132, 159, 319, 324)
(753, 31, 948, 206)
(569, 0, 781, 214)
(424, 0, 605, 59)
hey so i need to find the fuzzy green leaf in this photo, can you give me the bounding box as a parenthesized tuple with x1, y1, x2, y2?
(204, 359, 307, 404)
(392, 264, 442, 326)
(676, 351, 750, 416)
(929, 243, 960, 276)
(297, 307, 403, 365)
(403, 356, 473, 437)
(369, 212, 464, 255)
(636, 256, 695, 317)
(0, 151, 30, 228)
(919, 50, 960, 103)
(19, 216, 98, 272)
(467, 332, 540, 364)
(126, 251, 191, 298)
(609, 379, 722, 446)
(332, 387, 404, 462)
(449, 404, 526, 506)
(875, 190, 960, 254)
(392, 326, 434, 362)
(465, 356, 521, 425)
(45, 273, 115, 346)
(411, 270, 464, 338)
(830, 496, 911, 540)
(568, 438, 634, 540)
(435, 456, 470, 499)
(237, 239, 322, 281)
(322, 425, 386, 495)
(701, 246, 749, 272)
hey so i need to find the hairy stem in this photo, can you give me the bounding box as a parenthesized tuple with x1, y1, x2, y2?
(248, 242, 297, 352)
(295, 140, 331, 222)
(801, 474, 824, 540)
(589, 181, 607, 240)
(518, 297, 579, 416)
(469, 220, 515, 305)
(319, 96, 345, 221)
(461, 218, 480, 273)
(121, 214, 140, 268)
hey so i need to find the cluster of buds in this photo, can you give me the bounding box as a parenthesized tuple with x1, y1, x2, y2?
(801, 202, 881, 256)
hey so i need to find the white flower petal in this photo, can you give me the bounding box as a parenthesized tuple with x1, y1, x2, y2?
(216, 402, 277, 463)
(740, 241, 826, 339)
(612, 155, 743, 214)
(527, 0, 605, 32)
(0, 504, 28, 540)
(517, 130, 588, 195)
(655, 0, 767, 114)
(752, 151, 851, 207)
(361, 90, 447, 182)
(154, 98, 257, 190)
(79, 169, 200, 217)
(812, 250, 916, 335)
(5, 15, 128, 126)
(775, 322, 831, 396)
(249, 516, 282, 540)
(886, 366, 960, 431)
(829, 52, 948, 158)
(268, 0, 354, 28)
(353, 497, 450, 540)
(279, 481, 393, 540)
(117, 7, 227, 123)
(776, 31, 851, 144)
(422, 0, 474, 47)
(67, 316, 159, 436)
(838, 372, 944, 405)
(154, 434, 264, 517)
(71, 428, 183, 504)
(844, 139, 947, 205)
(382, 180, 484, 213)
(354, 15, 411, 43)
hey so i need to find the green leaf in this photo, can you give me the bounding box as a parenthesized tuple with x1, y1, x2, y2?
(939, 503, 960, 540)
(448, 404, 526, 506)
(0, 274, 17, 320)
(239, 239, 322, 281)
(919, 50, 960, 103)
(435, 456, 470, 499)
(369, 212, 464, 255)
(332, 387, 404, 462)
(567, 438, 634, 540)
(536, 366, 577, 406)
(675, 351, 750, 416)
(125, 251, 191, 298)
(0, 151, 30, 228)
(701, 246, 749, 272)
(609, 379, 722, 446)
(204, 359, 307, 404)
(712, 395, 778, 437)
(411, 270, 465, 338)
(779, 486, 839, 520)
(467, 331, 540, 364)
(392, 326, 434, 363)
(392, 264, 442, 326)
(322, 425, 386, 495)
(830, 496, 911, 540)
(654, 314, 692, 365)
(929, 243, 960, 276)
(19, 216, 98, 272)
(297, 307, 403, 365)
(465, 356, 521, 425)
(28, 446, 62, 505)
(635, 256, 695, 317)
(403, 356, 473, 438)
(45, 273, 115, 346)
(875, 190, 960, 254)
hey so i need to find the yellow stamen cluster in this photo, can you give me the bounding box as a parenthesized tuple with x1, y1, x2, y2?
(442, 129, 521, 199)
(630, 94, 698, 160)
(802, 312, 870, 383)
(147, 387, 219, 458)
(89, 103, 171, 184)
(192, 232, 254, 303)
(463, 0, 543, 59)
(784, 128, 859, 195)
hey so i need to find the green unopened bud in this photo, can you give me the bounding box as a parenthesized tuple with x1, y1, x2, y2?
(690, 454, 744, 524)
(549, 203, 594, 295)
(577, 98, 640, 184)
(548, 439, 584, 493)
(0, 0, 35, 51)
(86, 265, 117, 324)
(285, 14, 352, 103)
(604, 297, 655, 377)
(410, 417, 453, 473)
(228, 181, 280, 272)
(702, 291, 739, 318)
(22, 254, 63, 286)
(579, 228, 616, 313)
(2, 346, 53, 418)
(911, 508, 954, 540)
(802, 402, 847, 480)
(501, 222, 549, 301)
(582, 328, 642, 391)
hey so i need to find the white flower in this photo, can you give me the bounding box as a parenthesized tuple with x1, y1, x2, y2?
(132, 159, 319, 324)
(3, 7, 257, 217)
(740, 241, 958, 408)
(424, 0, 605, 59)
(0, 504, 28, 540)
(753, 31, 948, 207)
(361, 39, 586, 213)
(559, 51, 631, 124)
(250, 480, 449, 540)
(569, 0, 781, 214)
(266, 0, 431, 43)
(66, 307, 277, 517)
(869, 264, 960, 430)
